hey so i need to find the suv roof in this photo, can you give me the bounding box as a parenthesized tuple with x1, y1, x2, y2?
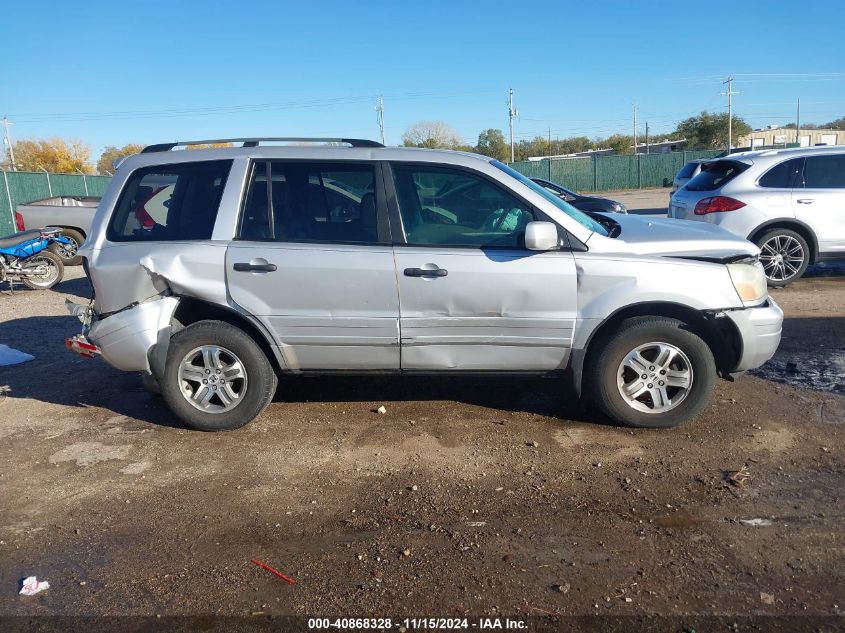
(121, 140, 495, 171)
(730, 145, 845, 161)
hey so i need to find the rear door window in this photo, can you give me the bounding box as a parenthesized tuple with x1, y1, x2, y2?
(108, 160, 232, 241)
(686, 160, 749, 191)
(802, 154, 845, 188)
(758, 158, 803, 188)
(239, 162, 382, 244)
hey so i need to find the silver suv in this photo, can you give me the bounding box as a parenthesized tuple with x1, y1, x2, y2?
(68, 138, 782, 432)
(669, 146, 845, 286)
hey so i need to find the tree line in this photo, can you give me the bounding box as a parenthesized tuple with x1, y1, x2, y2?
(402, 112, 759, 161)
(1, 111, 841, 174)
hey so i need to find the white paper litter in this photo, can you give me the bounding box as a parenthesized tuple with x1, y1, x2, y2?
(0, 345, 34, 367)
(19, 576, 49, 595)
(739, 518, 773, 527)
(376, 405, 387, 414)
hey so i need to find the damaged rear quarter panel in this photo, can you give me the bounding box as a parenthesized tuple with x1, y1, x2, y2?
(87, 243, 231, 314)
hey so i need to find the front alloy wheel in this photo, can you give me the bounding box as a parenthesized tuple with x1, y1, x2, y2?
(617, 342, 693, 414)
(587, 316, 716, 428)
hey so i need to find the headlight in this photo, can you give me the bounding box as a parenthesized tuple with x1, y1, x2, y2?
(727, 261, 767, 305)
(612, 203, 626, 213)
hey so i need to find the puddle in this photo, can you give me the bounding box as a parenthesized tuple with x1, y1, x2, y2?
(752, 349, 845, 394)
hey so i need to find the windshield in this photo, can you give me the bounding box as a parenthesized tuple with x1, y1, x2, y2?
(491, 161, 609, 236)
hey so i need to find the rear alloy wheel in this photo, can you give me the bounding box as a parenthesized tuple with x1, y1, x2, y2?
(587, 317, 716, 429)
(160, 320, 277, 431)
(48, 228, 84, 266)
(21, 251, 64, 290)
(755, 228, 809, 287)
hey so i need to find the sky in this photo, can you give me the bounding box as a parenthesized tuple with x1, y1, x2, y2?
(2, 0, 845, 164)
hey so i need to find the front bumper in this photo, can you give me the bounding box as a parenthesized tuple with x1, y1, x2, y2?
(725, 298, 783, 372)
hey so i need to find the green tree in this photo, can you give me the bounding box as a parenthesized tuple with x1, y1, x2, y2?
(12, 137, 94, 173)
(475, 129, 509, 161)
(96, 143, 145, 174)
(604, 134, 634, 155)
(675, 111, 751, 150)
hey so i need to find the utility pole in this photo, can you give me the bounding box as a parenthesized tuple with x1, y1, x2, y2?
(2, 117, 16, 171)
(508, 88, 518, 162)
(375, 97, 385, 145)
(645, 122, 650, 154)
(795, 97, 801, 146)
(632, 101, 637, 155)
(721, 76, 738, 152)
(548, 127, 552, 159)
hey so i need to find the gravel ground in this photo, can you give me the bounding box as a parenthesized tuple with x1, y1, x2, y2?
(0, 267, 843, 632)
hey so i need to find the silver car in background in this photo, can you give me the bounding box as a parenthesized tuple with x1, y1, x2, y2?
(68, 138, 782, 432)
(669, 146, 845, 285)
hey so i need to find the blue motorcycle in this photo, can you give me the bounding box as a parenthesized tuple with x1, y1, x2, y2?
(0, 228, 70, 290)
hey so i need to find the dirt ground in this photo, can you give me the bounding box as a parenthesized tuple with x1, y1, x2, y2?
(0, 265, 843, 632)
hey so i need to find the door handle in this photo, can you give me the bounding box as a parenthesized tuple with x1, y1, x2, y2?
(404, 266, 448, 278)
(796, 198, 815, 204)
(233, 262, 277, 273)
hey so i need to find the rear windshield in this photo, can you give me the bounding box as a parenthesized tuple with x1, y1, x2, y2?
(677, 162, 699, 179)
(686, 160, 748, 191)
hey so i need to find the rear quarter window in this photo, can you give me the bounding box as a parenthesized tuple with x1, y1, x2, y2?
(108, 160, 232, 241)
(686, 160, 748, 192)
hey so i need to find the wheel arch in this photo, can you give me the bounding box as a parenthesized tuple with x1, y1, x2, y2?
(52, 225, 87, 238)
(567, 301, 742, 397)
(747, 219, 818, 264)
(147, 296, 285, 379)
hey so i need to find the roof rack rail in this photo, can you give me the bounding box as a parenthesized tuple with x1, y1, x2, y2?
(141, 137, 384, 153)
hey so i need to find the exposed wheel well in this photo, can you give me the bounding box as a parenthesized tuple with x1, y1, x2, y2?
(171, 297, 283, 375)
(747, 221, 817, 264)
(570, 302, 742, 396)
(54, 226, 87, 238)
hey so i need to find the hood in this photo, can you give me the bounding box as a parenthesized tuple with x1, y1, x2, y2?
(589, 213, 759, 260)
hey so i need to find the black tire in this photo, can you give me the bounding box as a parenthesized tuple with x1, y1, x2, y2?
(754, 228, 809, 287)
(21, 250, 64, 290)
(586, 317, 716, 429)
(160, 320, 277, 431)
(48, 228, 85, 266)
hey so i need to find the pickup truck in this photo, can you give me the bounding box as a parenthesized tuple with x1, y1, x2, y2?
(14, 196, 100, 265)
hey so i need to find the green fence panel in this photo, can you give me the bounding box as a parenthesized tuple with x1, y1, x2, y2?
(549, 158, 594, 192)
(508, 149, 728, 194)
(507, 160, 550, 180)
(0, 171, 113, 237)
(87, 176, 112, 196)
(0, 175, 12, 235)
(596, 155, 636, 190)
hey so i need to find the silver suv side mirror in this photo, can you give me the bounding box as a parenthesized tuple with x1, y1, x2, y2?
(525, 221, 559, 251)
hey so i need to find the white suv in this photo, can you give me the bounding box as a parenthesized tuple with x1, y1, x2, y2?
(669, 146, 845, 286)
(68, 138, 782, 432)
